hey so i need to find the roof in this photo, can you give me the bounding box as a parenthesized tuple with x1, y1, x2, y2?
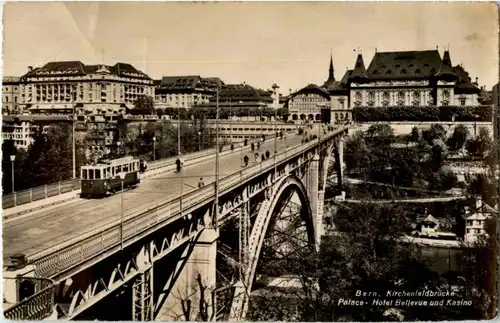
(2, 76, 21, 84)
(349, 54, 369, 81)
(325, 70, 351, 94)
(366, 50, 442, 80)
(157, 75, 222, 91)
(22, 61, 151, 80)
(422, 214, 439, 224)
(290, 83, 330, 100)
(435, 50, 457, 81)
(453, 65, 481, 94)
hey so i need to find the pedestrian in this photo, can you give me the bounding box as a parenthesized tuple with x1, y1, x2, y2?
(198, 177, 205, 188)
(244, 155, 249, 167)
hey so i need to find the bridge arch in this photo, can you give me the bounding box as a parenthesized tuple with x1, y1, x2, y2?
(230, 174, 314, 319)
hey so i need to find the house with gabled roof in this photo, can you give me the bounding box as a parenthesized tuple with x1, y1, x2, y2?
(463, 196, 498, 243)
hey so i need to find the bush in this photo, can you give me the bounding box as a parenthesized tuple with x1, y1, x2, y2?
(353, 106, 492, 122)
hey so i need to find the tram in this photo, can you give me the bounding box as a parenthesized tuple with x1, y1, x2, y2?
(80, 156, 141, 198)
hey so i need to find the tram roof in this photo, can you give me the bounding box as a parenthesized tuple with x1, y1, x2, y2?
(83, 156, 138, 169)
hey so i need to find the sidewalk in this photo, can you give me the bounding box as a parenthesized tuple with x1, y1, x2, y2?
(2, 190, 80, 220)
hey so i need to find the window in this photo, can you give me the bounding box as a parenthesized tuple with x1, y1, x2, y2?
(415, 69, 421, 74)
(460, 98, 466, 106)
(368, 92, 375, 101)
(398, 91, 405, 100)
(355, 92, 362, 101)
(401, 69, 406, 74)
(395, 64, 400, 69)
(95, 169, 101, 179)
(89, 169, 94, 180)
(83, 169, 88, 179)
(386, 70, 392, 75)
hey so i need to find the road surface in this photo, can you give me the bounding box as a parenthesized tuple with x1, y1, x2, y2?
(3, 134, 305, 262)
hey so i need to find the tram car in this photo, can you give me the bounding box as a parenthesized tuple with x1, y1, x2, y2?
(80, 156, 141, 198)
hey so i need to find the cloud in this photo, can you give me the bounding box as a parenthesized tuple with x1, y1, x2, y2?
(464, 33, 481, 42)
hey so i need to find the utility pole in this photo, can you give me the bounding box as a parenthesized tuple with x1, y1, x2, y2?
(272, 83, 279, 182)
(229, 98, 232, 145)
(215, 88, 220, 230)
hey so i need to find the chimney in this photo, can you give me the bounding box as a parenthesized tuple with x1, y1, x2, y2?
(28, 66, 33, 72)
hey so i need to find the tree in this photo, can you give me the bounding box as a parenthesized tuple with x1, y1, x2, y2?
(131, 95, 155, 115)
(410, 126, 419, 142)
(429, 144, 445, 172)
(344, 131, 370, 174)
(466, 127, 493, 159)
(447, 124, 469, 153)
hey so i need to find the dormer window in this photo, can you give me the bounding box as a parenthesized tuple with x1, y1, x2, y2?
(373, 70, 378, 75)
(401, 69, 406, 74)
(395, 64, 400, 69)
(415, 69, 421, 74)
(409, 64, 414, 68)
(386, 70, 392, 75)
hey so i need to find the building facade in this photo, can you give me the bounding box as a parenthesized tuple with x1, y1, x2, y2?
(19, 61, 154, 116)
(154, 76, 223, 109)
(287, 49, 482, 125)
(2, 77, 22, 114)
(197, 83, 273, 111)
(348, 49, 481, 108)
(289, 56, 351, 124)
(464, 197, 497, 243)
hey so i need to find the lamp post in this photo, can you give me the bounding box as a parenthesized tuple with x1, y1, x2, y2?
(10, 155, 15, 194)
(116, 141, 121, 158)
(178, 108, 181, 157)
(119, 171, 126, 250)
(72, 109, 76, 179)
(215, 87, 220, 230)
(272, 83, 279, 181)
(152, 136, 156, 161)
(198, 131, 202, 151)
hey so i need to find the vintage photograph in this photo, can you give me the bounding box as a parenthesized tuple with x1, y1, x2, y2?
(1, 1, 499, 321)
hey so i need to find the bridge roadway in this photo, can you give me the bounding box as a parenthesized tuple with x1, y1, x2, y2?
(3, 134, 304, 264)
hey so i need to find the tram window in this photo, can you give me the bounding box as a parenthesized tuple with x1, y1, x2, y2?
(123, 164, 129, 172)
(83, 169, 88, 179)
(89, 169, 94, 180)
(95, 169, 101, 179)
(116, 165, 122, 173)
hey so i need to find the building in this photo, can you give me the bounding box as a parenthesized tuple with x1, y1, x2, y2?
(20, 61, 154, 116)
(1, 117, 38, 149)
(463, 197, 497, 243)
(420, 214, 440, 236)
(348, 49, 481, 108)
(197, 83, 274, 112)
(288, 48, 483, 125)
(288, 56, 351, 124)
(2, 77, 22, 114)
(154, 76, 223, 109)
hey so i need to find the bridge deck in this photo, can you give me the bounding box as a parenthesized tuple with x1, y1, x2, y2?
(3, 134, 304, 263)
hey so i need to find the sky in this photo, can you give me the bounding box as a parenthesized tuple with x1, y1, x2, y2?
(2, 2, 499, 94)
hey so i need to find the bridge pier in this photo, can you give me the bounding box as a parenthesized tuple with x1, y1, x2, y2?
(156, 228, 218, 321)
(306, 154, 322, 250)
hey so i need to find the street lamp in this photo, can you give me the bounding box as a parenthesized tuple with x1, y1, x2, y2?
(10, 155, 15, 194)
(116, 141, 121, 158)
(119, 172, 126, 250)
(152, 136, 156, 161)
(272, 83, 279, 182)
(198, 131, 202, 151)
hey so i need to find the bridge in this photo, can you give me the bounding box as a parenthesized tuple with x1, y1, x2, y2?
(3, 124, 349, 321)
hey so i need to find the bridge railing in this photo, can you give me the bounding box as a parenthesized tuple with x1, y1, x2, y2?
(3, 277, 55, 320)
(28, 128, 343, 279)
(2, 136, 271, 210)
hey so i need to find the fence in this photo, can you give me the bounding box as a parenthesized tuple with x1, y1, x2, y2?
(3, 277, 55, 320)
(29, 128, 345, 279)
(1, 136, 285, 210)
